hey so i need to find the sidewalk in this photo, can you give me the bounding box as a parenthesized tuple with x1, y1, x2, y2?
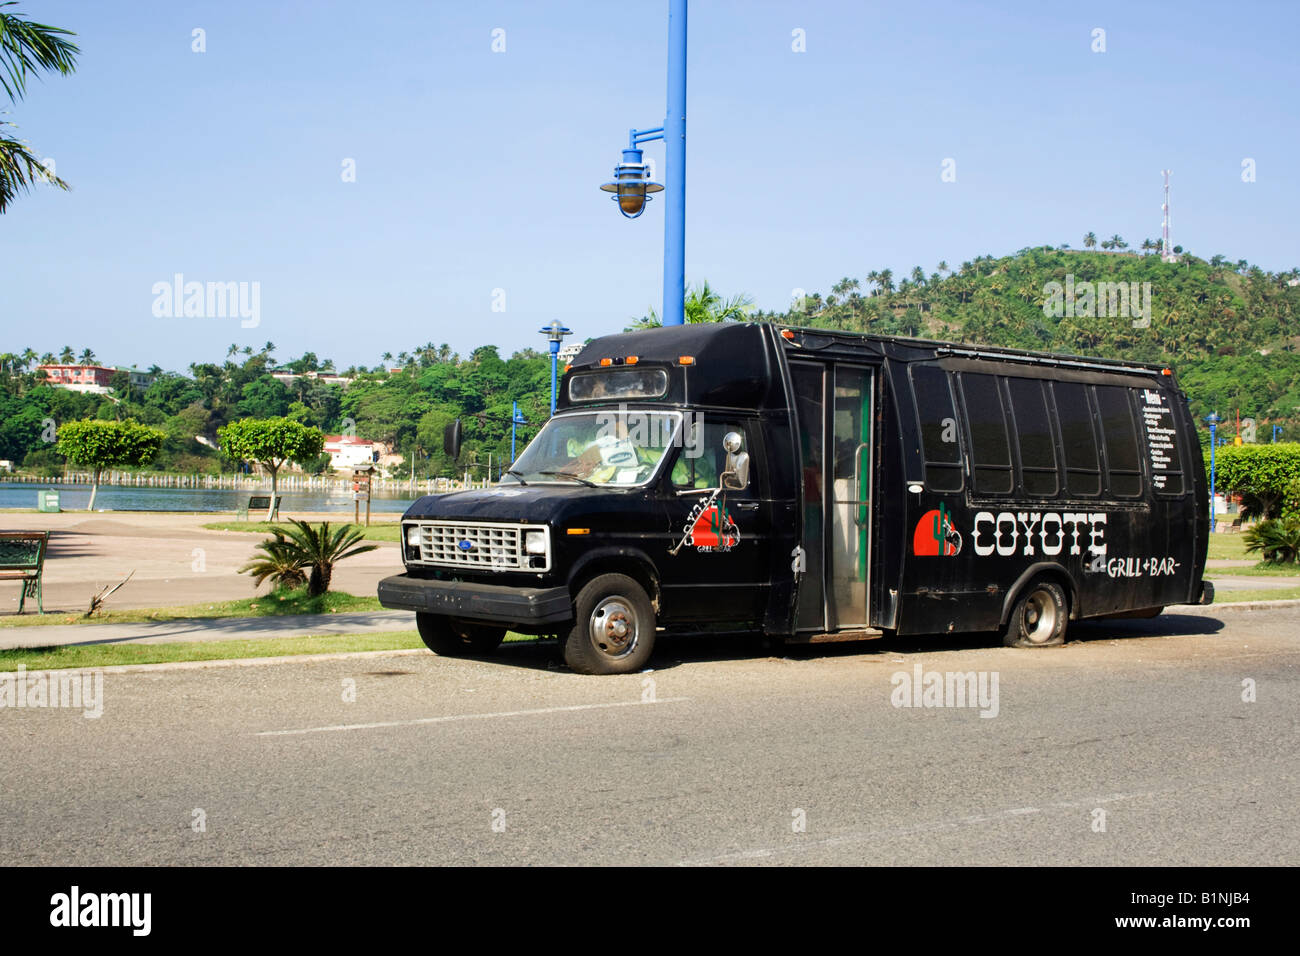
(0, 610, 416, 651)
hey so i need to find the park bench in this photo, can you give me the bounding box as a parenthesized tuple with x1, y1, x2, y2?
(237, 495, 281, 521)
(0, 531, 49, 614)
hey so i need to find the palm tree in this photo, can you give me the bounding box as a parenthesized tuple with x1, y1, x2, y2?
(1109, 234, 1127, 250)
(77, 347, 96, 365)
(58, 345, 73, 363)
(274, 520, 379, 596)
(936, 261, 950, 275)
(1083, 232, 1097, 250)
(0, 4, 78, 212)
(629, 280, 754, 328)
(381, 351, 393, 365)
(19, 346, 35, 368)
(878, 269, 894, 294)
(238, 531, 308, 591)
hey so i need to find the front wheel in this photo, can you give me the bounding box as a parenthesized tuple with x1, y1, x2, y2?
(563, 573, 656, 674)
(1002, 578, 1068, 648)
(416, 613, 505, 657)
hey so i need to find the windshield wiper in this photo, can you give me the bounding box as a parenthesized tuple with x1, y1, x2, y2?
(538, 470, 597, 487)
(503, 469, 528, 485)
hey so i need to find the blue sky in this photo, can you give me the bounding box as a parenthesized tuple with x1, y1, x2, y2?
(2, 0, 1297, 372)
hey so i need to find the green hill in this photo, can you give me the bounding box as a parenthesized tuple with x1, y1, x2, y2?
(754, 247, 1300, 442)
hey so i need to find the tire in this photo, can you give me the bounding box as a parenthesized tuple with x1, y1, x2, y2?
(416, 613, 505, 657)
(1002, 578, 1068, 648)
(563, 573, 656, 674)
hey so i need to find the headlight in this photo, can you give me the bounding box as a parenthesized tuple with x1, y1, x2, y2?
(406, 526, 422, 546)
(524, 530, 547, 554)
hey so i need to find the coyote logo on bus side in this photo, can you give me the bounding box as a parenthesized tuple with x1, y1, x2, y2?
(913, 503, 962, 556)
(686, 502, 740, 552)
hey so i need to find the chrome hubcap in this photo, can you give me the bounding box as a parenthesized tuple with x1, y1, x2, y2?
(590, 598, 638, 658)
(1023, 590, 1057, 643)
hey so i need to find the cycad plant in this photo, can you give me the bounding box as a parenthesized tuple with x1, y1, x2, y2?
(278, 519, 379, 596)
(1243, 518, 1300, 565)
(238, 530, 308, 591)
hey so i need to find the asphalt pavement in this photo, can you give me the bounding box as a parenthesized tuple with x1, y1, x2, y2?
(3, 606, 1296, 865)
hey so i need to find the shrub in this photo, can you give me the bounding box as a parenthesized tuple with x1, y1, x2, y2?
(1242, 518, 1300, 565)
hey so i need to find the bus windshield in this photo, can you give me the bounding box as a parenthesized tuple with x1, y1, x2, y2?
(506, 410, 681, 487)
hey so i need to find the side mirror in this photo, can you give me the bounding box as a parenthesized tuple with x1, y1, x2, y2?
(722, 452, 750, 491)
(443, 419, 462, 460)
(721, 431, 750, 491)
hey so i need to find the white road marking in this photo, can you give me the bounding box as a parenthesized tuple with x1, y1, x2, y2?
(254, 697, 690, 737)
(676, 790, 1161, 866)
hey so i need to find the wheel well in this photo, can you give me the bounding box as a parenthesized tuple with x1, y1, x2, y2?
(569, 559, 661, 615)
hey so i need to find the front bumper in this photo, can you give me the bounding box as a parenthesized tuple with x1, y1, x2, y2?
(378, 573, 572, 624)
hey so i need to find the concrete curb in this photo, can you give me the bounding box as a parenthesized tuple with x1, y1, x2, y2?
(1168, 598, 1300, 615)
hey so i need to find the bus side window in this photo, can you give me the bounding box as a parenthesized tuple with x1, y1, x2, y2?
(1005, 378, 1060, 497)
(1052, 382, 1101, 497)
(1095, 386, 1143, 498)
(910, 365, 963, 492)
(958, 372, 1013, 496)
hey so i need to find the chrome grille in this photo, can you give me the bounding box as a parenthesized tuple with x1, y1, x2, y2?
(407, 521, 547, 572)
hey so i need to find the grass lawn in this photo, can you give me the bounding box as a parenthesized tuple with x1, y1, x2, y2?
(1213, 586, 1300, 603)
(1206, 535, 1252, 560)
(1205, 562, 1300, 577)
(203, 520, 399, 542)
(0, 629, 541, 671)
(0, 589, 383, 627)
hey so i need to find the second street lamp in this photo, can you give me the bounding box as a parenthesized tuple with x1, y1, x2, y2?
(1205, 411, 1222, 532)
(540, 320, 572, 416)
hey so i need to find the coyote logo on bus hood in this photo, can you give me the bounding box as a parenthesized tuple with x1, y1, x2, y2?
(913, 504, 962, 556)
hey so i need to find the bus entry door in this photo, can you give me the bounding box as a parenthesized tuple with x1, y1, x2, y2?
(791, 362, 873, 632)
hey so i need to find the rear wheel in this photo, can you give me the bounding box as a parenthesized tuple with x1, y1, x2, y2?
(563, 573, 656, 675)
(416, 613, 505, 657)
(1002, 578, 1068, 648)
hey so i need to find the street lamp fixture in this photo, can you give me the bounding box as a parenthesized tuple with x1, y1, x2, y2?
(599, 138, 664, 219)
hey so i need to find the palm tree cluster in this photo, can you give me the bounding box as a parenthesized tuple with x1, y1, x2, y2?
(0, 2, 79, 212)
(239, 519, 379, 597)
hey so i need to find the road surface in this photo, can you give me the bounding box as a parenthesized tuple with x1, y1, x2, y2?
(2, 607, 1296, 866)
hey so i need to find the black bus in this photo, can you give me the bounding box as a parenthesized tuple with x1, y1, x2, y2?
(378, 323, 1212, 674)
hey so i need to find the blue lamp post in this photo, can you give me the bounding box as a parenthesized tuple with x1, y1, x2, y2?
(599, 0, 687, 327)
(540, 320, 572, 416)
(1205, 412, 1222, 531)
(510, 401, 526, 462)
